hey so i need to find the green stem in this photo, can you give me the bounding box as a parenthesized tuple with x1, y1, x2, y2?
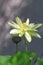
(24, 36, 28, 52)
(16, 43, 18, 53)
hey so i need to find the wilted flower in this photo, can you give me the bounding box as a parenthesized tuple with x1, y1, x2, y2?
(8, 17, 42, 42)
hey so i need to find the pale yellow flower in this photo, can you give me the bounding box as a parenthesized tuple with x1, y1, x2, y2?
(8, 17, 42, 42)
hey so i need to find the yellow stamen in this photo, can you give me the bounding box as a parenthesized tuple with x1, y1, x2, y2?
(20, 23, 26, 32)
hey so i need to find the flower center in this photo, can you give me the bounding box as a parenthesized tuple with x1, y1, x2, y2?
(20, 23, 26, 32)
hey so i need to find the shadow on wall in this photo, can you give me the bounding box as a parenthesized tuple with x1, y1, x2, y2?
(0, 0, 43, 55)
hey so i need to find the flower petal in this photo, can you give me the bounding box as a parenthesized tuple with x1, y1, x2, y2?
(8, 21, 20, 29)
(29, 23, 35, 28)
(19, 32, 24, 37)
(32, 24, 42, 29)
(16, 17, 22, 26)
(25, 32, 32, 42)
(10, 29, 20, 35)
(29, 31, 41, 38)
(26, 18, 30, 25)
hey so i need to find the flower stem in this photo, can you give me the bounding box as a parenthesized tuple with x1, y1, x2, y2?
(24, 36, 28, 52)
(16, 43, 18, 53)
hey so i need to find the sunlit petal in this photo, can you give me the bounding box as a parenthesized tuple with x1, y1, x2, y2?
(32, 24, 42, 29)
(29, 23, 35, 28)
(29, 31, 41, 38)
(26, 18, 30, 25)
(19, 32, 24, 37)
(8, 21, 20, 29)
(16, 17, 22, 26)
(25, 32, 32, 42)
(10, 29, 20, 35)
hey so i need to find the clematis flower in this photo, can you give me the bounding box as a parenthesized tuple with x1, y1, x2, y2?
(8, 17, 42, 42)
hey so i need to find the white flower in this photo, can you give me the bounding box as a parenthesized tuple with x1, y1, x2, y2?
(8, 17, 42, 42)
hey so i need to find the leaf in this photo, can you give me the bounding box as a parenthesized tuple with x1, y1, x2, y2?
(35, 57, 43, 65)
(16, 17, 22, 26)
(0, 55, 11, 65)
(0, 52, 36, 65)
(25, 32, 32, 42)
(9, 51, 36, 65)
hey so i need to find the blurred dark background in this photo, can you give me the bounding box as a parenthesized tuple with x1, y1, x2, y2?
(0, 0, 43, 57)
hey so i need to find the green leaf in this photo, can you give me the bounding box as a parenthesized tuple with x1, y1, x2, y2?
(25, 32, 32, 42)
(9, 51, 36, 65)
(16, 17, 22, 26)
(35, 57, 43, 65)
(0, 52, 36, 65)
(0, 55, 11, 65)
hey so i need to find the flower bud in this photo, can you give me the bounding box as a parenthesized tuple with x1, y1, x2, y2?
(12, 36, 21, 44)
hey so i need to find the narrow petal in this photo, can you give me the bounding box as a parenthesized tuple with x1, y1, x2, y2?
(29, 23, 35, 28)
(10, 29, 20, 35)
(16, 17, 22, 26)
(8, 21, 20, 29)
(25, 32, 32, 42)
(32, 24, 42, 29)
(26, 18, 30, 25)
(29, 31, 41, 38)
(36, 33, 41, 38)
